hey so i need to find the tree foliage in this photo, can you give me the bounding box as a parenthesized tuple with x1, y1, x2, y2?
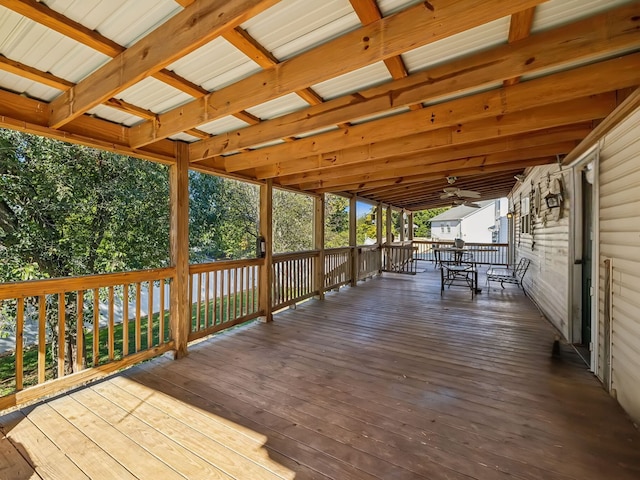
(324, 194, 349, 248)
(413, 208, 449, 238)
(0, 129, 169, 282)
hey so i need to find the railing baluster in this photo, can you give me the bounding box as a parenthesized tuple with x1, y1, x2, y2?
(147, 280, 154, 349)
(212, 270, 218, 325)
(123, 283, 129, 356)
(204, 271, 210, 328)
(108, 286, 115, 361)
(76, 291, 84, 371)
(219, 270, 225, 325)
(135, 283, 141, 352)
(93, 288, 99, 366)
(196, 273, 202, 332)
(158, 279, 164, 345)
(38, 295, 46, 384)
(58, 293, 65, 379)
(16, 298, 24, 391)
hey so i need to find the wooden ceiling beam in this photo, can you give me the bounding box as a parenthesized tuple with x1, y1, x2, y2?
(47, 0, 279, 128)
(504, 7, 536, 86)
(278, 135, 580, 186)
(223, 53, 638, 172)
(0, 88, 175, 163)
(190, 4, 640, 160)
(262, 122, 590, 181)
(130, 0, 545, 148)
(311, 157, 554, 195)
(0, 54, 73, 90)
(296, 146, 566, 192)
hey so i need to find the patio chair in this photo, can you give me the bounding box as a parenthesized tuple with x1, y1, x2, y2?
(486, 258, 531, 292)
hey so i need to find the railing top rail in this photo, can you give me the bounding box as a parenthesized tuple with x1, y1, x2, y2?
(273, 249, 321, 262)
(324, 247, 352, 254)
(189, 257, 264, 274)
(0, 266, 176, 300)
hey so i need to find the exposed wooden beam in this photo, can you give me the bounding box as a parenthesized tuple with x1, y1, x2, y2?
(222, 26, 324, 107)
(131, 0, 545, 147)
(104, 98, 156, 121)
(48, 0, 279, 128)
(224, 53, 636, 172)
(189, 4, 640, 160)
(0, 54, 73, 90)
(562, 86, 640, 166)
(504, 7, 536, 86)
(296, 145, 570, 192)
(0, 0, 209, 99)
(261, 123, 591, 181)
(0, 88, 175, 163)
(349, 0, 410, 80)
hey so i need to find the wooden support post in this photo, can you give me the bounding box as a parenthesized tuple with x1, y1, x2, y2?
(386, 206, 392, 244)
(259, 179, 273, 322)
(169, 143, 190, 359)
(314, 194, 325, 300)
(408, 212, 414, 241)
(399, 210, 406, 242)
(376, 202, 383, 274)
(349, 195, 358, 287)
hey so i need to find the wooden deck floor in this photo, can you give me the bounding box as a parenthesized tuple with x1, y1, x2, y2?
(2, 267, 640, 479)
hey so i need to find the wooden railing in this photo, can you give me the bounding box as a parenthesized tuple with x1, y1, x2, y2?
(358, 245, 381, 281)
(324, 247, 352, 291)
(0, 267, 175, 410)
(272, 251, 319, 310)
(412, 240, 509, 266)
(382, 243, 418, 274)
(188, 259, 263, 342)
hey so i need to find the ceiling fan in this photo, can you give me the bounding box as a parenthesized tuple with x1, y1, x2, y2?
(452, 199, 481, 208)
(439, 176, 481, 200)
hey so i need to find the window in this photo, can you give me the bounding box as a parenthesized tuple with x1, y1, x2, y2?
(520, 196, 530, 234)
(446, 224, 451, 233)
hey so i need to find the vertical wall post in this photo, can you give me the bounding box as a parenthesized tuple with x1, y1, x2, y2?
(400, 210, 406, 242)
(376, 202, 383, 273)
(408, 211, 414, 241)
(314, 194, 325, 299)
(386, 206, 392, 244)
(169, 143, 190, 359)
(349, 195, 358, 286)
(259, 179, 273, 322)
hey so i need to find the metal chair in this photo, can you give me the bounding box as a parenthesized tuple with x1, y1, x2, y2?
(486, 258, 531, 292)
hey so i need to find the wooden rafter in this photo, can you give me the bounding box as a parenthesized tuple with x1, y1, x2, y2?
(189, 3, 640, 161)
(294, 145, 573, 192)
(504, 7, 536, 86)
(258, 123, 591, 181)
(222, 54, 636, 173)
(129, 0, 546, 148)
(47, 0, 279, 128)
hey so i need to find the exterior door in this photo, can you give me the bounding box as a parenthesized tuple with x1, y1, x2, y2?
(581, 170, 593, 351)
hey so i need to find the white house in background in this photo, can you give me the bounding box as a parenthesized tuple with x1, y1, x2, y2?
(491, 198, 510, 243)
(429, 200, 495, 243)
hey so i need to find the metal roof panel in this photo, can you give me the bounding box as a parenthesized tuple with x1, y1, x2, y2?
(245, 92, 309, 120)
(242, 0, 360, 61)
(311, 61, 392, 100)
(168, 37, 262, 92)
(86, 104, 142, 127)
(117, 77, 192, 114)
(531, 0, 634, 32)
(198, 115, 250, 135)
(402, 17, 510, 74)
(0, 70, 61, 102)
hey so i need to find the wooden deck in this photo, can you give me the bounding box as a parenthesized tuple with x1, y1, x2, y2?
(2, 267, 640, 479)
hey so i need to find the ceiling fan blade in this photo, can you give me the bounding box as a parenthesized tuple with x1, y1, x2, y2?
(464, 202, 481, 208)
(440, 192, 455, 199)
(443, 187, 459, 194)
(456, 189, 481, 198)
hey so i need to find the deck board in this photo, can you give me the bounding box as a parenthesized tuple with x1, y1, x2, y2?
(1, 268, 640, 479)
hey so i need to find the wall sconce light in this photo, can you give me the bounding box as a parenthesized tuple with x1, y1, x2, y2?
(506, 211, 513, 219)
(545, 192, 563, 209)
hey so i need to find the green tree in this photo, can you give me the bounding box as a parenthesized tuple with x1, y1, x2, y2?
(324, 194, 349, 248)
(0, 129, 169, 374)
(413, 208, 449, 238)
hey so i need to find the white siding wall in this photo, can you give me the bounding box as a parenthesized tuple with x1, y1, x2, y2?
(460, 205, 494, 243)
(598, 105, 640, 422)
(511, 165, 572, 338)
